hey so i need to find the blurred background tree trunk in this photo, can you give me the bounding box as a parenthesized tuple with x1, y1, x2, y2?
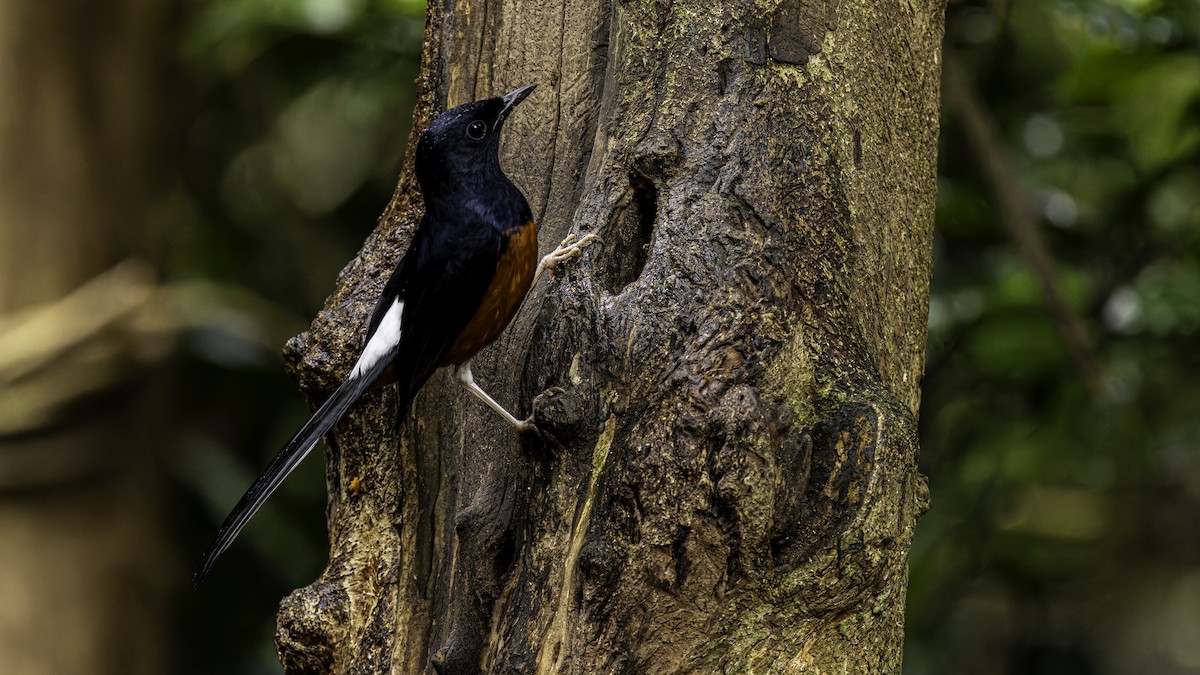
(0, 1, 177, 674)
(276, 0, 943, 671)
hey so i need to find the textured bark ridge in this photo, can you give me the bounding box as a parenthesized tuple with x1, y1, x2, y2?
(276, 0, 943, 672)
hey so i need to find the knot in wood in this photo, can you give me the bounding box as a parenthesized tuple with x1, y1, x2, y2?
(767, 0, 839, 65)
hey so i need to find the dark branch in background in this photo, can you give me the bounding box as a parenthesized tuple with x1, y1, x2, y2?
(943, 58, 1110, 398)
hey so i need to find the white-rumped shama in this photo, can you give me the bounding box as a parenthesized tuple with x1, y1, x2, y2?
(193, 84, 595, 585)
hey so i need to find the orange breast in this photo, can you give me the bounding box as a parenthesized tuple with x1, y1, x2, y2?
(442, 220, 538, 366)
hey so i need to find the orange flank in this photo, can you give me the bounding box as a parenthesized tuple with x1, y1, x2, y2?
(442, 219, 538, 366)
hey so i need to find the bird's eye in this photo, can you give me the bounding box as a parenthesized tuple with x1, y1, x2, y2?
(466, 120, 488, 140)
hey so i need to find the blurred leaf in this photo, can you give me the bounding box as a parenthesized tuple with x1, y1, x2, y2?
(911, 3, 1200, 672)
(965, 312, 1066, 376)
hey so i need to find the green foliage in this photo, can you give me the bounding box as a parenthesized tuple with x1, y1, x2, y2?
(170, 2, 424, 673)
(176, 0, 424, 315)
(168, 0, 1200, 672)
(909, 1, 1200, 673)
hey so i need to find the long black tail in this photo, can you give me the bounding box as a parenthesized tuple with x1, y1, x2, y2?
(192, 361, 387, 586)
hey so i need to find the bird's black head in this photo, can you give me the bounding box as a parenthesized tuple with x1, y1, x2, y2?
(415, 84, 535, 199)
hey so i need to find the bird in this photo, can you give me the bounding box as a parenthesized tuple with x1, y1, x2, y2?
(193, 84, 596, 586)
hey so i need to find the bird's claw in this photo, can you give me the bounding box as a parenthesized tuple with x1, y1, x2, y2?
(538, 233, 600, 278)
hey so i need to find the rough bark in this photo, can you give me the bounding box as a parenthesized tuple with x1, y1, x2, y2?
(277, 0, 943, 672)
(0, 0, 176, 674)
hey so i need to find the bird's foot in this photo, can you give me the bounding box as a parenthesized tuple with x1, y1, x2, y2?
(536, 233, 600, 281)
(513, 415, 536, 433)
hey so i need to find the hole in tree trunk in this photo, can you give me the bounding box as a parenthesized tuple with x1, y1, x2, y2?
(717, 57, 735, 94)
(492, 530, 518, 582)
(601, 171, 657, 293)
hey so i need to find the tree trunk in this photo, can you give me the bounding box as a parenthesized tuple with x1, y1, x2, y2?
(277, 0, 943, 672)
(0, 1, 176, 674)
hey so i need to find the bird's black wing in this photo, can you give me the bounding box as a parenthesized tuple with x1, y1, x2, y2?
(193, 218, 503, 586)
(386, 216, 505, 409)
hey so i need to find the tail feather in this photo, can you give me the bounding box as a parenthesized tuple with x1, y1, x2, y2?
(192, 361, 386, 586)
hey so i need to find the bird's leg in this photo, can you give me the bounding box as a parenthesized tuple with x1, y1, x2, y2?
(532, 233, 600, 287)
(454, 361, 534, 432)
(457, 234, 598, 433)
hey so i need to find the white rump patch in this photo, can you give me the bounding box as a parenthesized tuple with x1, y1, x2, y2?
(352, 298, 404, 378)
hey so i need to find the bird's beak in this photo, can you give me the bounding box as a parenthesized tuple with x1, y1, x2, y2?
(497, 84, 536, 127)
